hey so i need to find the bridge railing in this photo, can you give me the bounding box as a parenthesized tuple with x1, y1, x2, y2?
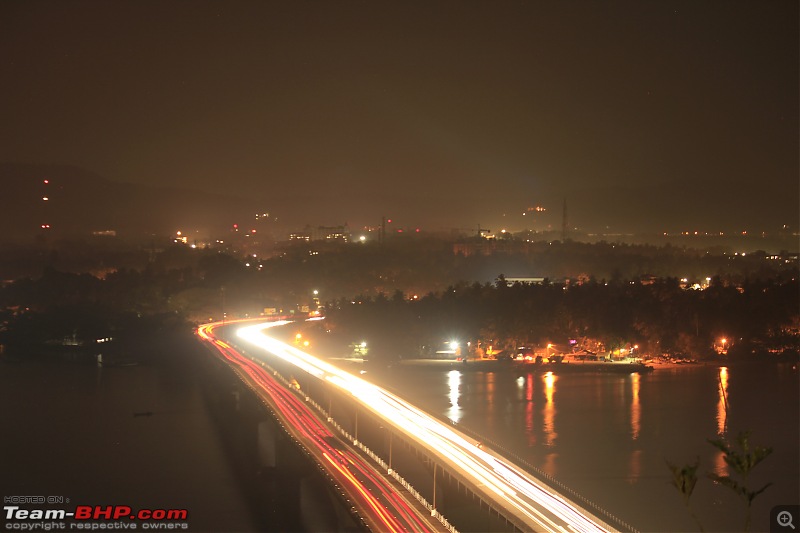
(244, 348, 635, 533)
(440, 416, 640, 533)
(307, 395, 460, 533)
(247, 353, 459, 533)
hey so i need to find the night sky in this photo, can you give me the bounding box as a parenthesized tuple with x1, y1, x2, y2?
(1, 1, 797, 233)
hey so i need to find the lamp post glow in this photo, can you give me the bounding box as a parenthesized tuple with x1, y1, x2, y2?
(312, 290, 320, 311)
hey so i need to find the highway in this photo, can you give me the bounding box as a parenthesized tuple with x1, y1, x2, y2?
(234, 319, 617, 533)
(197, 321, 440, 533)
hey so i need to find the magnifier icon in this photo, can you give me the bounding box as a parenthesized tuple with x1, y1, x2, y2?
(778, 510, 796, 530)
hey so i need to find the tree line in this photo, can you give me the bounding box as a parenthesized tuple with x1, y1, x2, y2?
(323, 276, 799, 361)
(0, 240, 797, 361)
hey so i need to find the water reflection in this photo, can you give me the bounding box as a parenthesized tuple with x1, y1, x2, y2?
(486, 371, 495, 407)
(524, 374, 536, 445)
(631, 373, 640, 440)
(543, 371, 557, 446)
(712, 447, 729, 478)
(515, 374, 534, 400)
(628, 449, 642, 484)
(712, 366, 730, 477)
(717, 366, 729, 436)
(526, 373, 534, 402)
(447, 370, 461, 422)
(542, 451, 558, 477)
(388, 363, 797, 533)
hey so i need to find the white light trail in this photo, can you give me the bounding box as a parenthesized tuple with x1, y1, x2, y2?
(236, 321, 615, 533)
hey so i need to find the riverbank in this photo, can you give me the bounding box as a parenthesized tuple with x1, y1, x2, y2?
(393, 356, 787, 373)
(397, 358, 657, 373)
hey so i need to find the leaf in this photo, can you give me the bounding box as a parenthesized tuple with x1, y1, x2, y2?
(746, 482, 773, 504)
(709, 431, 774, 479)
(708, 473, 746, 498)
(667, 458, 699, 503)
(707, 437, 731, 455)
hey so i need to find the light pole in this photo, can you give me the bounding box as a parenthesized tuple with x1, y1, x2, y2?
(388, 430, 393, 472)
(432, 461, 437, 510)
(221, 286, 226, 326)
(380, 425, 394, 473)
(354, 407, 359, 444)
(312, 289, 320, 311)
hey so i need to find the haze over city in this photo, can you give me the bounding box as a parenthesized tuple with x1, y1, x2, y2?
(1, 1, 797, 234)
(1, 3, 798, 533)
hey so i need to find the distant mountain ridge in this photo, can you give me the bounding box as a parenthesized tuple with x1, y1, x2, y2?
(0, 163, 262, 239)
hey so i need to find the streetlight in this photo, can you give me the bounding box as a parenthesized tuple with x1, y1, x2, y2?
(312, 289, 320, 310)
(221, 286, 226, 326)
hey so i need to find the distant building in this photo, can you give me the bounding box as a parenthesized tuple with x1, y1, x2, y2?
(313, 225, 350, 242)
(503, 277, 545, 286)
(768, 252, 799, 264)
(288, 224, 350, 242)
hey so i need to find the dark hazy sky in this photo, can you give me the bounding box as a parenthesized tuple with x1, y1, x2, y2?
(1, 1, 797, 232)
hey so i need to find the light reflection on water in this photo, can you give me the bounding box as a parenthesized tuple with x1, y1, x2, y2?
(542, 452, 558, 477)
(631, 372, 640, 441)
(446, 370, 461, 422)
(486, 371, 495, 407)
(628, 449, 642, 485)
(713, 366, 730, 477)
(381, 362, 799, 532)
(717, 366, 729, 436)
(542, 371, 557, 447)
(524, 374, 535, 445)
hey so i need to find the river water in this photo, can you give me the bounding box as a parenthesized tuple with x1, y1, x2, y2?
(370, 362, 799, 532)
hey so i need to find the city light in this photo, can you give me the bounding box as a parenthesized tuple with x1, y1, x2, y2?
(4, 5, 798, 532)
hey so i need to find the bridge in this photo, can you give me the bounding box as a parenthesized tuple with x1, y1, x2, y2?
(199, 318, 635, 532)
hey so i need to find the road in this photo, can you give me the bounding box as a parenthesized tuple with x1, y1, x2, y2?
(197, 320, 442, 533)
(234, 319, 617, 533)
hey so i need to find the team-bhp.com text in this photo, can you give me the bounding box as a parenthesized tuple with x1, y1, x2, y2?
(4, 506, 189, 531)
